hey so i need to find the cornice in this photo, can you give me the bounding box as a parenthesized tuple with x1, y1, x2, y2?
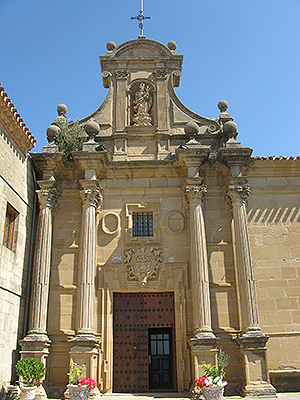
(0, 83, 36, 155)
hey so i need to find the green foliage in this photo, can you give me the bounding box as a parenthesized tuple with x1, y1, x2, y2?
(68, 362, 84, 385)
(56, 119, 86, 161)
(107, 148, 113, 161)
(15, 358, 46, 386)
(202, 350, 229, 380)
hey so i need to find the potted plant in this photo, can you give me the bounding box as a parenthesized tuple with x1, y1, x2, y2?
(15, 358, 46, 400)
(193, 350, 229, 400)
(67, 362, 97, 400)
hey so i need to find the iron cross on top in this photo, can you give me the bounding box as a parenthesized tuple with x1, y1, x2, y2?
(131, 0, 151, 37)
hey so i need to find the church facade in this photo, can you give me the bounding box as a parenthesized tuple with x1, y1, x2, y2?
(18, 38, 300, 398)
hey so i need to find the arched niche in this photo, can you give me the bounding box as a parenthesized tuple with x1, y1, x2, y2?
(127, 80, 156, 127)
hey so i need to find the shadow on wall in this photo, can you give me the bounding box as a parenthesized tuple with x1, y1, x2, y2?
(248, 206, 300, 224)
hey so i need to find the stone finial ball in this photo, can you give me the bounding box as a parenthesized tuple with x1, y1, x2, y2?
(46, 124, 61, 141)
(84, 121, 100, 135)
(223, 121, 238, 134)
(218, 100, 228, 113)
(106, 41, 116, 51)
(57, 104, 67, 116)
(184, 121, 199, 136)
(167, 41, 177, 51)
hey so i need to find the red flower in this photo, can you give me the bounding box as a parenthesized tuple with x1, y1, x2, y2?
(78, 377, 97, 390)
(195, 376, 208, 389)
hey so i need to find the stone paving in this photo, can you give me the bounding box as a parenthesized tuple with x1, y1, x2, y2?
(102, 392, 300, 400)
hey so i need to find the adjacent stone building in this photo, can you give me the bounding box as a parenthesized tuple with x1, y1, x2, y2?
(17, 37, 300, 397)
(0, 84, 36, 386)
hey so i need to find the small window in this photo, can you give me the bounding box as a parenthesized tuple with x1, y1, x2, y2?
(132, 212, 153, 237)
(3, 204, 18, 250)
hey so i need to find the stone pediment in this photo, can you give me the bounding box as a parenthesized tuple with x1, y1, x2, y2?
(70, 37, 229, 161)
(109, 38, 173, 60)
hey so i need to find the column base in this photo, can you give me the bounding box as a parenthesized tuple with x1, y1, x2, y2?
(20, 331, 51, 354)
(67, 334, 101, 400)
(19, 332, 51, 400)
(190, 330, 219, 345)
(243, 382, 277, 397)
(238, 330, 276, 398)
(189, 331, 219, 386)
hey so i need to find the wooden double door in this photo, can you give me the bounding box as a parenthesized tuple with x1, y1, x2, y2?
(113, 292, 176, 392)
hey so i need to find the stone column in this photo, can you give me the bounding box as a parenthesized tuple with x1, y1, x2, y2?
(184, 183, 218, 382)
(228, 183, 260, 334)
(20, 180, 59, 399)
(77, 180, 102, 336)
(68, 179, 102, 400)
(228, 183, 276, 397)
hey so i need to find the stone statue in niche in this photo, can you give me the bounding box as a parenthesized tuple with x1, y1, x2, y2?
(132, 82, 152, 126)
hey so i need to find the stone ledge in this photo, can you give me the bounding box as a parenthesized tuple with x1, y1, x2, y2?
(270, 370, 300, 392)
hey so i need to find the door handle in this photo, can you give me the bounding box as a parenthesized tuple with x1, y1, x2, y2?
(149, 355, 151, 364)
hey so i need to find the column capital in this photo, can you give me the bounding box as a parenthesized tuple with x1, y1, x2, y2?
(154, 68, 168, 79)
(184, 184, 207, 207)
(115, 69, 129, 80)
(228, 183, 251, 204)
(36, 180, 60, 209)
(79, 180, 103, 209)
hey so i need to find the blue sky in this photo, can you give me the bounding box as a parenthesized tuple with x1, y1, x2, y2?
(1, 0, 299, 156)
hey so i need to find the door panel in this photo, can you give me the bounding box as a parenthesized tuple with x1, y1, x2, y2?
(113, 293, 175, 392)
(149, 328, 173, 390)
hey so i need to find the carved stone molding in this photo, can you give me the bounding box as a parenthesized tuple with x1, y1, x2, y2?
(165, 211, 184, 235)
(184, 184, 207, 207)
(101, 212, 120, 235)
(124, 247, 162, 286)
(115, 70, 129, 79)
(228, 183, 251, 204)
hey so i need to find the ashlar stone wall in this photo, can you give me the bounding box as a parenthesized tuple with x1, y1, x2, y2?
(248, 159, 300, 384)
(0, 123, 34, 386)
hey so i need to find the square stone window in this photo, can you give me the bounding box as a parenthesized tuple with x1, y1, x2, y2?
(125, 203, 160, 244)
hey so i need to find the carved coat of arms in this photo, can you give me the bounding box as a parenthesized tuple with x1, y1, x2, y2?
(124, 247, 162, 286)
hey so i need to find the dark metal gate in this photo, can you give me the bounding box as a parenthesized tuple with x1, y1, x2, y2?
(113, 292, 175, 392)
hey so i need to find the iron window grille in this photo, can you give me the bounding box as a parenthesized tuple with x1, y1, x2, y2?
(132, 212, 153, 237)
